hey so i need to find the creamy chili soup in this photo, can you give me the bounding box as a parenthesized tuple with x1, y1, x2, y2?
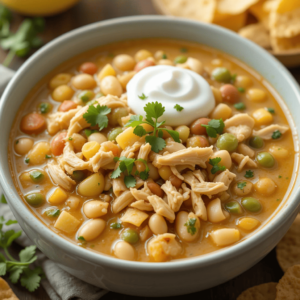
(9, 39, 296, 262)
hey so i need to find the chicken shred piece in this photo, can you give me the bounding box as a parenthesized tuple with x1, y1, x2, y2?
(137, 143, 151, 161)
(161, 181, 184, 212)
(170, 166, 184, 180)
(191, 181, 227, 197)
(191, 191, 207, 221)
(231, 152, 257, 172)
(252, 124, 289, 140)
(213, 170, 236, 188)
(181, 183, 191, 201)
(121, 142, 142, 158)
(237, 143, 255, 158)
(182, 171, 198, 186)
(147, 195, 175, 221)
(130, 187, 151, 201)
(130, 200, 153, 211)
(112, 175, 127, 198)
(163, 141, 186, 154)
(112, 190, 135, 213)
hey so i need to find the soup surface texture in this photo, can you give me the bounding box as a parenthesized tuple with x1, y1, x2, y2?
(9, 39, 296, 262)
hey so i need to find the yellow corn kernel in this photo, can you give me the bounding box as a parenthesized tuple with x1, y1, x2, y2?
(54, 211, 81, 233)
(116, 123, 153, 149)
(48, 187, 68, 205)
(27, 142, 51, 165)
(82, 141, 100, 159)
(237, 217, 260, 231)
(97, 64, 116, 81)
(252, 108, 273, 126)
(269, 145, 288, 159)
(247, 88, 266, 102)
(210, 228, 240, 246)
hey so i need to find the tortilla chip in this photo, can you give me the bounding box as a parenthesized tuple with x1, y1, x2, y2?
(276, 0, 300, 14)
(213, 12, 247, 32)
(276, 215, 300, 272)
(237, 282, 277, 300)
(249, 1, 270, 28)
(158, 0, 216, 23)
(216, 0, 260, 15)
(239, 23, 271, 49)
(271, 33, 300, 52)
(0, 277, 19, 300)
(276, 265, 300, 300)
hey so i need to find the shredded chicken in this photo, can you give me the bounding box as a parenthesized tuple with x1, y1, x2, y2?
(161, 181, 184, 212)
(218, 191, 230, 201)
(156, 146, 213, 168)
(252, 124, 289, 140)
(137, 143, 151, 160)
(112, 190, 135, 213)
(113, 175, 127, 198)
(237, 143, 255, 158)
(130, 200, 153, 211)
(170, 166, 184, 180)
(191, 181, 227, 197)
(180, 183, 191, 201)
(191, 191, 207, 221)
(47, 161, 76, 191)
(231, 152, 257, 172)
(163, 141, 186, 153)
(224, 114, 255, 142)
(147, 195, 175, 221)
(120, 142, 142, 158)
(213, 170, 236, 188)
(130, 187, 151, 201)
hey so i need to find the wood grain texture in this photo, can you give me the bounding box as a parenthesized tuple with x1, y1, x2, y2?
(0, 0, 298, 299)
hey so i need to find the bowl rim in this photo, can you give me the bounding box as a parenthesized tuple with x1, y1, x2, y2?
(1, 15, 300, 272)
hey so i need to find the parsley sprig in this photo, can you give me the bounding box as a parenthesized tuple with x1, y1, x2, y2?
(83, 104, 111, 131)
(0, 215, 43, 292)
(111, 157, 150, 188)
(184, 218, 197, 235)
(125, 102, 180, 153)
(201, 119, 224, 138)
(209, 157, 226, 174)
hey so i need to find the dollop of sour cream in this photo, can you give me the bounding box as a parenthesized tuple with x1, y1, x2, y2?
(127, 65, 215, 127)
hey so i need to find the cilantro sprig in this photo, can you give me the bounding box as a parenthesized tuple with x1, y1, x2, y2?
(138, 93, 148, 100)
(174, 104, 184, 112)
(209, 157, 226, 174)
(184, 218, 197, 235)
(0, 216, 43, 292)
(272, 130, 281, 139)
(83, 104, 111, 131)
(244, 170, 254, 178)
(201, 119, 225, 138)
(125, 102, 180, 153)
(111, 157, 150, 188)
(237, 182, 247, 190)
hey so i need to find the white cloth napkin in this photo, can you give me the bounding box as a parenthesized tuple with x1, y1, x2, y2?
(0, 65, 108, 300)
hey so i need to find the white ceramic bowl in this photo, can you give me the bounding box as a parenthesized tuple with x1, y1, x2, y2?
(0, 16, 300, 297)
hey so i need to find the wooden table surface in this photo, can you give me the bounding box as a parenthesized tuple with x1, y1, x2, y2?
(1, 0, 300, 299)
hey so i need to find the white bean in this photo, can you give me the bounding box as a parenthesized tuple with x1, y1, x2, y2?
(14, 138, 34, 155)
(78, 219, 106, 241)
(83, 200, 109, 218)
(176, 211, 200, 242)
(149, 214, 168, 235)
(114, 241, 135, 261)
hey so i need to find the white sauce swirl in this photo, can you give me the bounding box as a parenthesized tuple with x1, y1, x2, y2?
(127, 65, 215, 126)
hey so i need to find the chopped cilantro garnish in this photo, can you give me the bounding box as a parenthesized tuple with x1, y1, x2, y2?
(110, 222, 122, 229)
(174, 104, 184, 112)
(201, 119, 225, 138)
(279, 175, 282, 178)
(39, 102, 51, 114)
(162, 53, 167, 59)
(234, 102, 246, 110)
(277, 199, 280, 201)
(209, 157, 226, 174)
(45, 155, 52, 159)
(68, 137, 73, 140)
(0, 194, 7, 204)
(25, 158, 30, 164)
(267, 108, 275, 114)
(138, 93, 148, 100)
(125, 102, 180, 153)
(29, 171, 44, 182)
(244, 170, 254, 178)
(111, 157, 150, 188)
(45, 208, 60, 218)
(78, 236, 85, 241)
(180, 47, 187, 53)
(83, 104, 111, 131)
(237, 87, 245, 93)
(231, 74, 237, 82)
(272, 130, 281, 139)
(237, 182, 247, 190)
(184, 218, 197, 235)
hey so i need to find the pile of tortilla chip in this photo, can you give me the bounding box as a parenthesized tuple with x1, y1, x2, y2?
(237, 214, 300, 300)
(154, 0, 300, 53)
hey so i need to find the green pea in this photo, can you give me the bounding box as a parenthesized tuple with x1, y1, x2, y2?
(79, 90, 95, 103)
(39, 102, 52, 114)
(29, 170, 44, 183)
(225, 201, 243, 214)
(110, 107, 129, 126)
(216, 133, 238, 152)
(25, 193, 45, 208)
(174, 55, 187, 64)
(249, 136, 264, 149)
(121, 228, 139, 244)
(71, 170, 86, 182)
(212, 67, 232, 83)
(86, 99, 98, 106)
(256, 152, 275, 168)
(108, 127, 123, 141)
(241, 197, 261, 212)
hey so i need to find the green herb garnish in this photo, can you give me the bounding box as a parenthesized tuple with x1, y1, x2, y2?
(138, 93, 148, 100)
(110, 222, 122, 229)
(209, 157, 226, 174)
(267, 108, 275, 114)
(78, 236, 85, 241)
(244, 170, 254, 178)
(234, 102, 246, 110)
(237, 87, 245, 93)
(279, 175, 282, 178)
(38, 103, 51, 114)
(68, 137, 73, 140)
(125, 102, 180, 153)
(184, 218, 197, 235)
(45, 155, 52, 159)
(83, 104, 111, 131)
(237, 182, 247, 190)
(0, 216, 44, 292)
(231, 74, 237, 82)
(174, 104, 184, 112)
(44, 209, 60, 218)
(29, 171, 44, 183)
(25, 158, 30, 164)
(272, 130, 281, 139)
(162, 53, 167, 59)
(0, 194, 7, 204)
(201, 119, 225, 138)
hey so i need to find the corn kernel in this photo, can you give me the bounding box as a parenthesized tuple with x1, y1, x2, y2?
(97, 64, 116, 81)
(82, 141, 100, 159)
(20, 172, 31, 182)
(247, 88, 266, 102)
(27, 142, 51, 165)
(252, 108, 273, 126)
(48, 187, 68, 205)
(54, 211, 80, 233)
(210, 228, 240, 246)
(237, 217, 260, 231)
(269, 145, 289, 159)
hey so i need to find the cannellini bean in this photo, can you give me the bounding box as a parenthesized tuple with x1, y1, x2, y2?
(49, 73, 72, 89)
(233, 181, 253, 197)
(211, 103, 232, 120)
(100, 75, 123, 97)
(149, 213, 168, 235)
(158, 59, 173, 66)
(186, 57, 203, 74)
(77, 173, 104, 197)
(14, 138, 34, 155)
(78, 219, 106, 241)
(135, 49, 153, 62)
(154, 50, 165, 60)
(66, 196, 80, 210)
(236, 75, 252, 88)
(269, 145, 288, 159)
(158, 166, 173, 181)
(113, 54, 135, 71)
(72, 74, 96, 90)
(88, 132, 107, 145)
(209, 150, 232, 170)
(176, 211, 200, 242)
(71, 133, 86, 152)
(83, 200, 109, 218)
(140, 225, 152, 242)
(114, 241, 135, 261)
(210, 228, 240, 246)
(255, 178, 276, 196)
(207, 198, 229, 223)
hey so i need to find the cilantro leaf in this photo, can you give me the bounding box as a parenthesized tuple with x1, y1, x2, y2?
(267, 107, 275, 114)
(209, 157, 226, 174)
(145, 135, 166, 153)
(161, 128, 181, 143)
(138, 93, 148, 100)
(0, 262, 6, 276)
(237, 182, 247, 190)
(174, 104, 184, 112)
(244, 170, 254, 178)
(234, 102, 246, 110)
(202, 119, 225, 138)
(1, 194, 7, 204)
(272, 130, 282, 139)
(110, 222, 122, 229)
(144, 101, 165, 120)
(45, 208, 60, 218)
(9, 266, 23, 283)
(125, 115, 144, 128)
(124, 175, 136, 188)
(136, 158, 150, 181)
(110, 167, 122, 179)
(20, 267, 43, 292)
(83, 104, 111, 131)
(78, 236, 85, 241)
(19, 245, 37, 263)
(184, 218, 197, 235)
(133, 125, 147, 137)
